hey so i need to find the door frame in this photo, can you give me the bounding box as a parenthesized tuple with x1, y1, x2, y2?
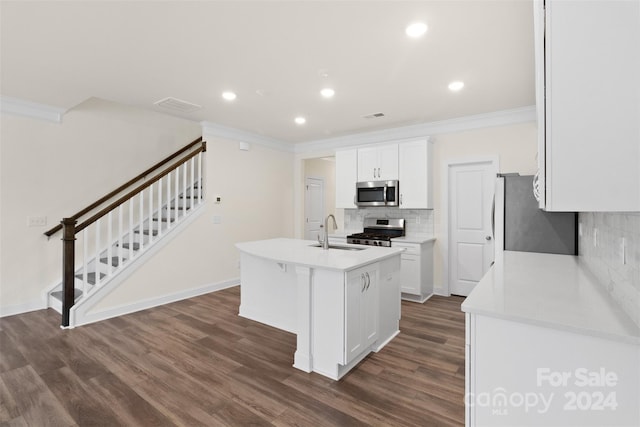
(304, 176, 325, 240)
(441, 156, 499, 296)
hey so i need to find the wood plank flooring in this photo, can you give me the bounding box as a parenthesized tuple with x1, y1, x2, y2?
(0, 287, 466, 426)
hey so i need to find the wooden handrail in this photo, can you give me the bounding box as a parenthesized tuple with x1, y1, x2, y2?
(44, 137, 203, 237)
(75, 146, 204, 234)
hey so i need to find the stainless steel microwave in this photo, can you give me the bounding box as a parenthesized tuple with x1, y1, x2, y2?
(356, 180, 399, 207)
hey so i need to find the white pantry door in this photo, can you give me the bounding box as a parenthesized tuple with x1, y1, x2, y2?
(449, 161, 496, 296)
(304, 177, 324, 241)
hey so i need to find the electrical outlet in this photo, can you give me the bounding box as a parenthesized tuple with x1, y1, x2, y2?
(593, 228, 598, 247)
(27, 216, 47, 227)
(578, 222, 583, 238)
(416, 215, 421, 224)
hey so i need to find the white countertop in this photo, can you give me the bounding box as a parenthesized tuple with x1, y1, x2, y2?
(236, 238, 404, 272)
(462, 251, 640, 344)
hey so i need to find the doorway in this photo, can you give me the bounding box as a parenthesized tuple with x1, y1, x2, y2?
(448, 159, 497, 296)
(304, 177, 324, 240)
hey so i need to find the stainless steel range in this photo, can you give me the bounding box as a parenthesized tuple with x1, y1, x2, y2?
(346, 218, 405, 247)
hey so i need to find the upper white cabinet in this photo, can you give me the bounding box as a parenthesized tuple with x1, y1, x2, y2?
(335, 149, 357, 209)
(357, 143, 398, 182)
(534, 0, 640, 211)
(398, 139, 433, 209)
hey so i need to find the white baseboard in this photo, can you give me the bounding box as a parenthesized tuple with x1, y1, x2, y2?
(0, 299, 47, 318)
(72, 279, 239, 327)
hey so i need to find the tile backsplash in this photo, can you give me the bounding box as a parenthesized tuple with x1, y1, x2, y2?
(579, 212, 640, 327)
(343, 208, 434, 235)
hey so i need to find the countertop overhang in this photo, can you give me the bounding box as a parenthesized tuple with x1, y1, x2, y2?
(236, 238, 404, 272)
(462, 251, 640, 344)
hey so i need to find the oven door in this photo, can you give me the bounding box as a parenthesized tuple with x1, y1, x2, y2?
(356, 180, 399, 207)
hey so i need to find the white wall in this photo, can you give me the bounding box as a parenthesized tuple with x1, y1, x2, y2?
(432, 121, 537, 294)
(0, 98, 295, 316)
(0, 98, 201, 314)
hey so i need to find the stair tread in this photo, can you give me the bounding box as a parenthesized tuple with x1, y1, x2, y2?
(51, 288, 83, 302)
(134, 229, 158, 236)
(100, 256, 127, 267)
(118, 242, 141, 250)
(75, 272, 106, 285)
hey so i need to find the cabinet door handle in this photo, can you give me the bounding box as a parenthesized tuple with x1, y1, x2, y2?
(377, 168, 380, 178)
(400, 194, 403, 205)
(361, 274, 366, 292)
(373, 167, 377, 178)
(365, 272, 370, 290)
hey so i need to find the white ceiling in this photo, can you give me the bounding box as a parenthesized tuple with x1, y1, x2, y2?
(0, 0, 535, 144)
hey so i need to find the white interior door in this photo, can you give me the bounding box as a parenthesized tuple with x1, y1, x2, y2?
(449, 161, 496, 296)
(304, 177, 324, 241)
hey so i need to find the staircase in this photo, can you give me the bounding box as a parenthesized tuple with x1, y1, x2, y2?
(44, 137, 206, 327)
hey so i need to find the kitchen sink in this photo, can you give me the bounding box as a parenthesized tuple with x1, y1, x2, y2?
(309, 243, 365, 251)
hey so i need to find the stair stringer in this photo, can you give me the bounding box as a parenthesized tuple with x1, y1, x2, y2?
(66, 203, 206, 328)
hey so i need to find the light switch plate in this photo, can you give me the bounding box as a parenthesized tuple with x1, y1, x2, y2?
(27, 216, 47, 227)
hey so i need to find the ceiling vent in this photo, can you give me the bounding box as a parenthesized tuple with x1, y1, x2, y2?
(362, 112, 385, 119)
(154, 97, 202, 113)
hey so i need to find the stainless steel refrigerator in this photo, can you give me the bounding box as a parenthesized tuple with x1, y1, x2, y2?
(494, 174, 577, 255)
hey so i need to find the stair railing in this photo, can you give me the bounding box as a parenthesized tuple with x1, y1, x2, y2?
(45, 137, 206, 327)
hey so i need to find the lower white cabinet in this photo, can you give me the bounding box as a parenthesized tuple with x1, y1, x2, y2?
(345, 265, 378, 364)
(394, 241, 434, 303)
(465, 313, 640, 426)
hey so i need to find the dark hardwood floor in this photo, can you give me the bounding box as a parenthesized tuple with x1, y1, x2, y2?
(0, 287, 466, 426)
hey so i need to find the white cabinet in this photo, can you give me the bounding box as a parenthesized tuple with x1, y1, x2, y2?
(394, 240, 434, 303)
(335, 149, 357, 208)
(357, 143, 398, 182)
(398, 139, 433, 209)
(344, 265, 378, 364)
(534, 0, 640, 211)
(466, 313, 639, 426)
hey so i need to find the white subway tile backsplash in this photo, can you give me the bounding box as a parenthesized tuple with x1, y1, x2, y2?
(579, 212, 640, 327)
(344, 208, 434, 235)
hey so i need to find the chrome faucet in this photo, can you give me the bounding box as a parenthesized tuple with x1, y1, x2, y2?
(318, 214, 338, 250)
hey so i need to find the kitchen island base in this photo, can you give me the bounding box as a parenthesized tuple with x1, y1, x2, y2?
(237, 239, 403, 380)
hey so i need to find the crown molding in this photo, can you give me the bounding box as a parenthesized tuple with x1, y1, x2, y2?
(201, 121, 294, 153)
(0, 96, 67, 123)
(294, 105, 536, 154)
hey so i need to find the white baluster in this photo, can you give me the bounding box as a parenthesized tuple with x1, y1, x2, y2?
(107, 211, 113, 276)
(148, 184, 154, 245)
(182, 162, 187, 214)
(118, 204, 123, 270)
(157, 177, 163, 237)
(190, 157, 195, 210)
(95, 218, 101, 286)
(175, 166, 180, 221)
(197, 152, 203, 204)
(139, 189, 144, 252)
(167, 171, 172, 230)
(83, 228, 88, 297)
(129, 196, 134, 260)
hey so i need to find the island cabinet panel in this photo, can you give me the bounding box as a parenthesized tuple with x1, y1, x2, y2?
(237, 253, 297, 333)
(344, 265, 379, 364)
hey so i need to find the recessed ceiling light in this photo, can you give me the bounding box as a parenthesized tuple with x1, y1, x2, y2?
(295, 116, 306, 125)
(320, 88, 335, 98)
(405, 22, 427, 38)
(222, 91, 237, 101)
(448, 81, 465, 91)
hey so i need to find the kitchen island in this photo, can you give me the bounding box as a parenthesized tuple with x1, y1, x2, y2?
(236, 238, 404, 380)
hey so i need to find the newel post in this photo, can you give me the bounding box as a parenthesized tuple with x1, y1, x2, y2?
(61, 218, 77, 327)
